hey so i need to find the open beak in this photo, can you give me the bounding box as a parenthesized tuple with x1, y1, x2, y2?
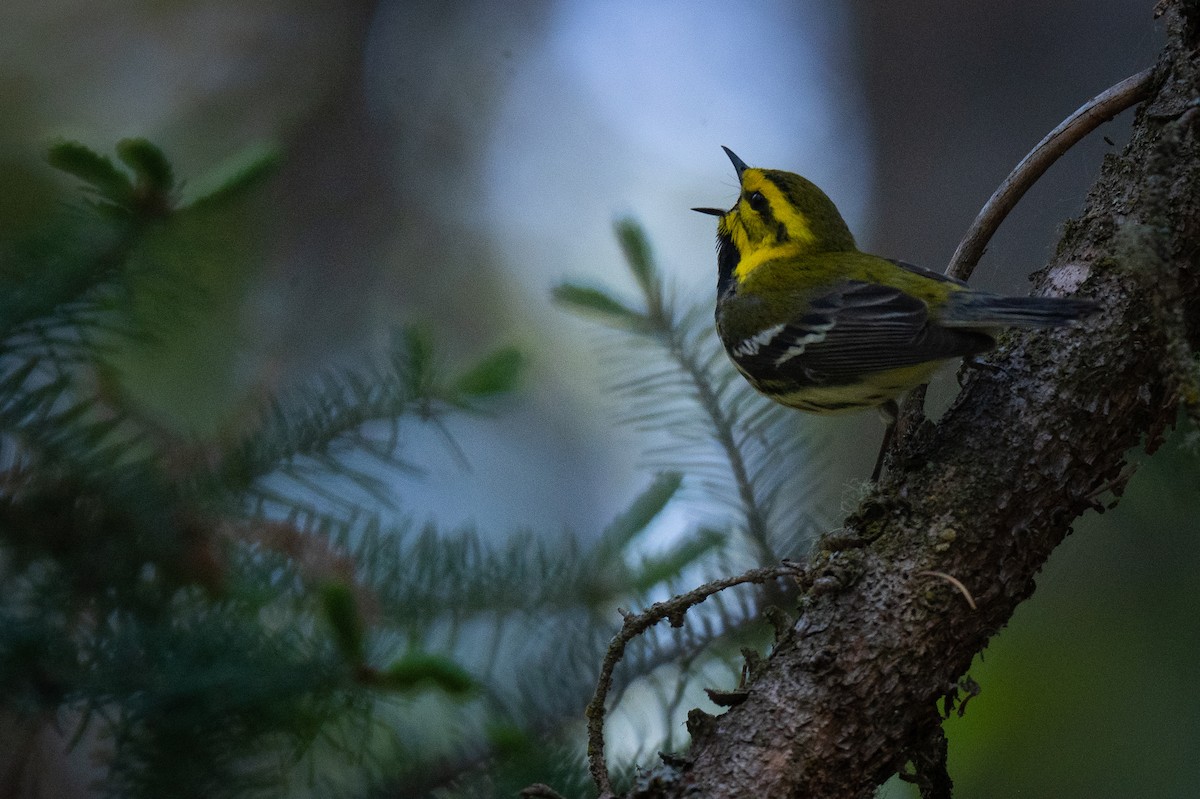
(721, 146, 749, 179)
(694, 147, 749, 216)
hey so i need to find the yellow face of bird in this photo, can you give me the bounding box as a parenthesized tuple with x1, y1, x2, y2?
(695, 150, 860, 293)
(712, 164, 858, 287)
(720, 169, 819, 256)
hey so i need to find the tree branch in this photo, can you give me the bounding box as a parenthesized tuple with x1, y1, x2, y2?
(584, 562, 804, 798)
(631, 3, 1200, 797)
(946, 66, 1158, 282)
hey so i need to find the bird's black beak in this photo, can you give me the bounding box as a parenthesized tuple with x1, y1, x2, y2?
(694, 147, 748, 216)
(722, 146, 749, 179)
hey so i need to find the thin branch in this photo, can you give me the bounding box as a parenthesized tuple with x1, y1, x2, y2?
(663, 330, 777, 564)
(946, 66, 1157, 281)
(916, 570, 977, 611)
(584, 561, 805, 797)
(890, 67, 1161, 466)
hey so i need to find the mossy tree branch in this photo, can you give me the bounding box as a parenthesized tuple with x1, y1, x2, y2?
(633, 3, 1200, 797)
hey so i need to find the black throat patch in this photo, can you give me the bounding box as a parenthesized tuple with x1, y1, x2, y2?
(716, 232, 739, 298)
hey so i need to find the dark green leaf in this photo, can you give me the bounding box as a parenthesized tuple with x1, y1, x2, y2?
(46, 139, 134, 207)
(455, 347, 523, 398)
(596, 471, 683, 556)
(379, 651, 475, 696)
(391, 325, 436, 400)
(319, 580, 364, 664)
(553, 282, 646, 327)
(116, 138, 174, 193)
(615, 217, 657, 297)
(486, 722, 533, 757)
(188, 143, 281, 209)
(629, 527, 725, 593)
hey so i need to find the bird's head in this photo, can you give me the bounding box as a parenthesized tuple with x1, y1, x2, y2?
(695, 148, 856, 289)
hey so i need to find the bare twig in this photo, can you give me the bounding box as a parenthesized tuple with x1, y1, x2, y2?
(894, 68, 1159, 463)
(916, 570, 977, 611)
(584, 561, 804, 796)
(946, 66, 1157, 281)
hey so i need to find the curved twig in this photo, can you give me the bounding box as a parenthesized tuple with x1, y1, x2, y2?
(916, 570, 977, 610)
(584, 562, 804, 797)
(946, 66, 1157, 281)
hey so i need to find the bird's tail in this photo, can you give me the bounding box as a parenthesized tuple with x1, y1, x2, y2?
(940, 291, 1100, 329)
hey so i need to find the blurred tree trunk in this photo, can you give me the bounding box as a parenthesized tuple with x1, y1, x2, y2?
(635, 3, 1200, 797)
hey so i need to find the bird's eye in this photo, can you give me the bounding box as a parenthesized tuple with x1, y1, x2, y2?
(746, 191, 767, 212)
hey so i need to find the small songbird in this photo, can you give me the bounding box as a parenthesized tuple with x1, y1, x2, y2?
(694, 147, 1098, 480)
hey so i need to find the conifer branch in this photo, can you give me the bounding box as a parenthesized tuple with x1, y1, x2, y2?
(584, 561, 805, 797)
(557, 221, 823, 564)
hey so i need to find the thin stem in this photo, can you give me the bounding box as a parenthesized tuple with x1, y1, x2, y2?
(665, 329, 776, 564)
(584, 562, 804, 797)
(946, 66, 1157, 281)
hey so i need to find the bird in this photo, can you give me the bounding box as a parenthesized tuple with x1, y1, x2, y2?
(694, 147, 1098, 480)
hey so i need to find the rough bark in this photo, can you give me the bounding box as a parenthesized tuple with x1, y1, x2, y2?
(634, 3, 1200, 797)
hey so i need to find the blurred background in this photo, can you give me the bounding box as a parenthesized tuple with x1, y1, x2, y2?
(2, 1, 1193, 797)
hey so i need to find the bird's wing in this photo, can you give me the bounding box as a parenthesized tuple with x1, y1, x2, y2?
(730, 281, 993, 386)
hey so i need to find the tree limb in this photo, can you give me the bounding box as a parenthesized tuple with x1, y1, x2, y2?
(632, 3, 1200, 797)
(584, 563, 805, 797)
(946, 66, 1158, 282)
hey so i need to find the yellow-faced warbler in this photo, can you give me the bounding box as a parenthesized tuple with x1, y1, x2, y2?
(694, 147, 1098, 480)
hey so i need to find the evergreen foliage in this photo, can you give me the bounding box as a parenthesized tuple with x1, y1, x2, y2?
(556, 219, 827, 564)
(0, 142, 816, 797)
